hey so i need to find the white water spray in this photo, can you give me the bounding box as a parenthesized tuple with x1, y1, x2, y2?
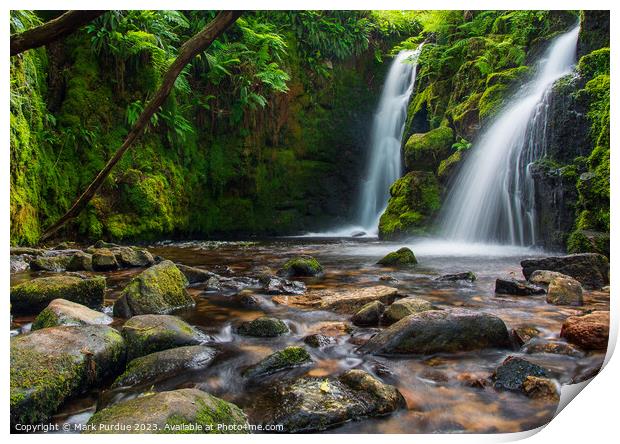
(439, 25, 580, 245)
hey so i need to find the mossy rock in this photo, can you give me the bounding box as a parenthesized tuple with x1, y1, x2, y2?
(404, 126, 453, 172)
(578, 47, 610, 80)
(114, 246, 155, 268)
(66, 251, 93, 271)
(377, 247, 418, 267)
(10, 275, 106, 315)
(382, 297, 433, 324)
(378, 172, 441, 240)
(92, 249, 119, 271)
(567, 229, 609, 259)
(29, 255, 72, 272)
(10, 325, 125, 427)
(86, 388, 248, 434)
(277, 255, 324, 278)
(121, 314, 207, 361)
(237, 316, 290, 338)
(32, 299, 113, 330)
(437, 150, 463, 182)
(113, 260, 194, 317)
(243, 346, 312, 378)
(351, 300, 385, 326)
(112, 345, 216, 389)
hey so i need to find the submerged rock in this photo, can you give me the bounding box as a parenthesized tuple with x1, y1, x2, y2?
(512, 326, 541, 346)
(86, 388, 248, 434)
(113, 260, 194, 317)
(560, 311, 609, 350)
(382, 297, 433, 324)
(92, 249, 120, 271)
(495, 278, 545, 296)
(121, 314, 206, 361)
(303, 334, 337, 348)
(32, 299, 112, 330)
(66, 251, 93, 271)
(521, 253, 609, 289)
(260, 275, 306, 295)
(377, 247, 418, 267)
(10, 325, 125, 427)
(30, 255, 72, 272)
(237, 316, 289, 337)
(436, 271, 476, 282)
(112, 345, 216, 388)
(176, 263, 219, 284)
(277, 255, 324, 278)
(272, 285, 399, 314)
(360, 309, 510, 355)
(10, 255, 30, 273)
(492, 356, 549, 392)
(351, 300, 385, 326)
(522, 339, 585, 357)
(243, 346, 312, 378)
(546, 275, 583, 306)
(10, 275, 105, 315)
(255, 369, 405, 433)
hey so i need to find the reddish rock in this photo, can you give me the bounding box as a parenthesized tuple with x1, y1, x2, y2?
(560, 311, 609, 350)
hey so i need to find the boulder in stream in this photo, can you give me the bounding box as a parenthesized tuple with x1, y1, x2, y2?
(560, 311, 609, 350)
(382, 297, 433, 324)
(495, 278, 545, 296)
(527, 270, 568, 286)
(113, 260, 194, 317)
(86, 388, 248, 434)
(435, 271, 476, 282)
(66, 251, 93, 271)
(243, 346, 312, 378)
(546, 275, 583, 306)
(114, 247, 155, 268)
(360, 308, 511, 355)
(237, 316, 289, 337)
(521, 253, 609, 289)
(492, 356, 549, 392)
(351, 300, 385, 326)
(10, 325, 125, 427)
(32, 299, 112, 330)
(176, 263, 219, 284)
(260, 275, 306, 295)
(277, 255, 324, 278)
(377, 247, 417, 267)
(92, 249, 120, 271)
(522, 339, 585, 357)
(29, 255, 72, 272)
(522, 376, 560, 401)
(10, 275, 106, 315)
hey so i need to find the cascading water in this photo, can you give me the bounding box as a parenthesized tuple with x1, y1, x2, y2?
(439, 25, 580, 246)
(355, 46, 423, 233)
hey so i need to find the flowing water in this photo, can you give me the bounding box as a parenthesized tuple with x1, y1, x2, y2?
(439, 25, 580, 245)
(10, 239, 608, 433)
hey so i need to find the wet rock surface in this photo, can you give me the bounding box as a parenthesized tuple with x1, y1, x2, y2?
(351, 300, 385, 326)
(521, 253, 609, 289)
(237, 316, 290, 337)
(243, 346, 312, 378)
(436, 271, 476, 282)
(546, 275, 583, 306)
(495, 278, 545, 296)
(382, 297, 433, 324)
(32, 299, 112, 330)
(492, 356, 549, 392)
(277, 255, 324, 278)
(560, 311, 609, 350)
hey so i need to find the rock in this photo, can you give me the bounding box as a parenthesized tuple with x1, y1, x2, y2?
(560, 311, 609, 350)
(112, 345, 216, 388)
(66, 251, 93, 271)
(360, 309, 510, 355)
(522, 340, 585, 357)
(437, 150, 464, 183)
(512, 326, 541, 346)
(522, 376, 559, 401)
(94, 240, 121, 249)
(30, 255, 72, 272)
(382, 297, 433, 324)
(237, 316, 289, 337)
(11, 247, 46, 256)
(492, 356, 548, 391)
(92, 249, 119, 271)
(436, 271, 476, 282)
(243, 346, 312, 378)
(260, 275, 306, 295)
(377, 247, 417, 267)
(176, 264, 219, 284)
(10, 325, 125, 426)
(351, 301, 385, 326)
(255, 370, 405, 433)
(495, 278, 545, 296)
(457, 373, 488, 389)
(546, 276, 583, 306)
(379, 275, 397, 282)
(303, 334, 336, 348)
(277, 255, 324, 278)
(528, 270, 569, 286)
(272, 286, 399, 314)
(32, 299, 112, 330)
(10, 275, 105, 315)
(404, 126, 453, 172)
(121, 314, 206, 361)
(521, 253, 609, 289)
(10, 255, 30, 273)
(86, 388, 248, 434)
(113, 260, 194, 317)
(115, 247, 155, 268)
(351, 231, 366, 237)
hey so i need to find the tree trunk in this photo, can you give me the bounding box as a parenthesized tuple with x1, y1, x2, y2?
(40, 10, 242, 242)
(11, 10, 105, 56)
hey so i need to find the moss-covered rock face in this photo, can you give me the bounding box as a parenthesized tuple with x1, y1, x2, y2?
(404, 126, 453, 172)
(114, 246, 155, 268)
(32, 298, 113, 330)
(113, 260, 193, 317)
(378, 172, 440, 240)
(377, 247, 418, 267)
(10, 275, 105, 315)
(29, 255, 72, 272)
(243, 346, 312, 378)
(237, 316, 290, 338)
(10, 325, 125, 427)
(277, 255, 324, 278)
(85, 388, 248, 434)
(121, 314, 206, 361)
(112, 345, 216, 389)
(351, 300, 385, 326)
(437, 150, 464, 183)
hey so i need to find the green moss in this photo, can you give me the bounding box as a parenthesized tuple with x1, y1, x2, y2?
(31, 308, 61, 330)
(237, 316, 290, 337)
(404, 126, 453, 172)
(437, 150, 463, 181)
(377, 247, 418, 266)
(578, 48, 610, 80)
(279, 255, 324, 277)
(243, 346, 312, 378)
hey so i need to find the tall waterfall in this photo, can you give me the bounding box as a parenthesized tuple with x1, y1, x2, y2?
(439, 25, 580, 245)
(356, 47, 423, 232)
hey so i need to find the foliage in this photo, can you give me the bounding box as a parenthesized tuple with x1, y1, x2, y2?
(452, 138, 471, 151)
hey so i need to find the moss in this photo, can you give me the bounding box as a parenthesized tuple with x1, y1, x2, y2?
(278, 255, 324, 277)
(578, 48, 610, 80)
(31, 307, 61, 330)
(237, 316, 290, 337)
(404, 126, 453, 172)
(243, 346, 312, 378)
(377, 247, 418, 267)
(437, 150, 463, 181)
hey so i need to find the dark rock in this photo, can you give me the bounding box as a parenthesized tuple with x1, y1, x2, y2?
(32, 299, 112, 330)
(495, 278, 545, 296)
(382, 297, 433, 324)
(260, 275, 306, 295)
(92, 249, 119, 271)
(561, 311, 609, 350)
(176, 264, 219, 284)
(112, 345, 216, 388)
(277, 255, 324, 278)
(492, 356, 548, 391)
(94, 240, 121, 249)
(303, 334, 336, 348)
(360, 309, 510, 355)
(351, 300, 385, 326)
(352, 231, 366, 237)
(436, 271, 476, 282)
(521, 253, 609, 289)
(66, 251, 93, 271)
(243, 346, 312, 378)
(114, 247, 154, 268)
(237, 316, 289, 338)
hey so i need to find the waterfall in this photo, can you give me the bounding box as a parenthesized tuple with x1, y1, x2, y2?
(439, 25, 580, 246)
(356, 46, 423, 233)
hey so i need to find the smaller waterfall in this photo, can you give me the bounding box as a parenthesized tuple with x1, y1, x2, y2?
(439, 25, 580, 245)
(356, 47, 423, 233)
